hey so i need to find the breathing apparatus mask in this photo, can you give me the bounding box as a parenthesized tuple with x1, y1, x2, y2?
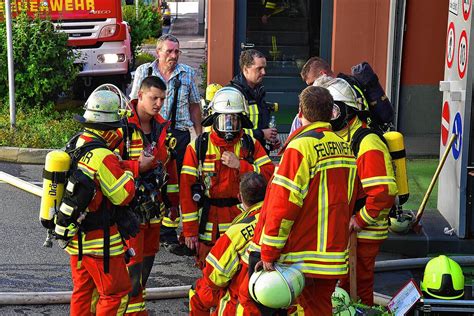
(213, 113, 242, 141)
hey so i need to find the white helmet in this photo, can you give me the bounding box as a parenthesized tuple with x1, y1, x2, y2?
(201, 86, 253, 137)
(210, 86, 248, 114)
(74, 84, 129, 130)
(248, 264, 305, 309)
(323, 78, 360, 111)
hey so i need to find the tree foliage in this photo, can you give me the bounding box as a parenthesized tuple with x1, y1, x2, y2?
(0, 13, 78, 109)
(122, 1, 162, 60)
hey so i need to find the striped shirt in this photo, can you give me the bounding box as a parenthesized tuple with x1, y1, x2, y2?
(130, 60, 201, 131)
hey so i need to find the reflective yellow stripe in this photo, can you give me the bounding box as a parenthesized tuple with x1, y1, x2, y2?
(125, 301, 146, 313)
(360, 206, 377, 225)
(347, 167, 357, 203)
(314, 158, 357, 173)
(266, 2, 276, 9)
(218, 291, 231, 316)
(317, 170, 328, 252)
(279, 250, 348, 263)
(167, 184, 179, 193)
(54, 224, 77, 237)
(207, 253, 239, 276)
(243, 128, 254, 137)
(182, 212, 199, 222)
(59, 203, 74, 216)
(101, 171, 133, 196)
(254, 155, 272, 167)
(273, 174, 307, 202)
(358, 229, 389, 240)
(248, 103, 259, 127)
(361, 176, 397, 188)
(218, 223, 232, 232)
(162, 216, 180, 227)
(181, 166, 198, 177)
(248, 242, 261, 253)
(203, 162, 214, 172)
(199, 231, 212, 241)
(262, 234, 286, 248)
(298, 262, 348, 276)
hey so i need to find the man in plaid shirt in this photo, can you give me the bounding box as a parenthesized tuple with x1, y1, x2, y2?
(130, 34, 202, 254)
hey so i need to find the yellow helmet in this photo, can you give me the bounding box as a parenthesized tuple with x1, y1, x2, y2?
(205, 83, 223, 102)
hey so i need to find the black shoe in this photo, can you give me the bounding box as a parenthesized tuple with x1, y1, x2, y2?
(168, 243, 195, 256)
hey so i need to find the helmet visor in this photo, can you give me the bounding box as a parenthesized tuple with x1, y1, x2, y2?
(215, 114, 241, 133)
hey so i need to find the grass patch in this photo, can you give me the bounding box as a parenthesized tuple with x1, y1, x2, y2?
(404, 159, 438, 211)
(0, 102, 82, 148)
(143, 37, 157, 45)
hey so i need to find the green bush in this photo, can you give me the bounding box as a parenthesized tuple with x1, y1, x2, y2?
(0, 104, 81, 148)
(0, 13, 78, 109)
(122, 1, 162, 60)
(135, 51, 156, 68)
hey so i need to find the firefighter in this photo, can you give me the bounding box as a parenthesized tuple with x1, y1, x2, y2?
(117, 76, 180, 315)
(60, 89, 141, 316)
(322, 77, 397, 306)
(180, 86, 275, 269)
(188, 172, 267, 315)
(243, 86, 362, 316)
(229, 49, 281, 153)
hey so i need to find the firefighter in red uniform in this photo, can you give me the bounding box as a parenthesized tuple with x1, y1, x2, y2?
(180, 86, 274, 269)
(188, 172, 267, 315)
(243, 86, 361, 316)
(117, 76, 180, 315)
(54, 89, 141, 316)
(323, 78, 397, 305)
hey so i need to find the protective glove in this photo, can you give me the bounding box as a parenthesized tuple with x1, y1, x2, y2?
(115, 206, 140, 240)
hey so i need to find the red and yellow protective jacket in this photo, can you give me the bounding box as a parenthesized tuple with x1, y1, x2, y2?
(180, 130, 274, 242)
(117, 100, 179, 225)
(250, 122, 361, 279)
(193, 202, 263, 315)
(65, 130, 136, 257)
(338, 118, 397, 242)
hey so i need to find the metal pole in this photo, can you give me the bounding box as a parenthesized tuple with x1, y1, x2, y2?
(5, 0, 16, 130)
(175, 0, 178, 20)
(135, 0, 139, 19)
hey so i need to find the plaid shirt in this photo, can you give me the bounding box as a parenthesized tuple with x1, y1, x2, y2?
(130, 60, 201, 131)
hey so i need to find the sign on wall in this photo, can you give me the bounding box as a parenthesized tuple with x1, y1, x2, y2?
(438, 0, 472, 238)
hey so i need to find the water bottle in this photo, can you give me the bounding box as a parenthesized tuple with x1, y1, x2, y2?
(268, 115, 277, 129)
(267, 115, 277, 150)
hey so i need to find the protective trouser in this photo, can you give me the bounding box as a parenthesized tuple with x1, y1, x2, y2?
(189, 278, 225, 316)
(296, 278, 337, 316)
(70, 255, 131, 316)
(125, 224, 161, 315)
(237, 272, 262, 316)
(339, 240, 382, 306)
(161, 128, 190, 241)
(195, 241, 214, 270)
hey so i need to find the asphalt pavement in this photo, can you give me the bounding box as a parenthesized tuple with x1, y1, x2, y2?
(0, 162, 199, 315)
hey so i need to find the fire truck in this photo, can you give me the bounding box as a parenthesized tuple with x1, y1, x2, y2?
(0, 0, 133, 97)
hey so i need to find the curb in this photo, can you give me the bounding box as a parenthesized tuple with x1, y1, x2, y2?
(0, 147, 54, 165)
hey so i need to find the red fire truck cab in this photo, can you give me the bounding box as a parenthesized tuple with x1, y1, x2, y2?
(1, 0, 133, 96)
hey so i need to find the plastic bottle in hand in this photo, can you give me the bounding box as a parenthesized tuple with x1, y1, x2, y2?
(267, 115, 277, 149)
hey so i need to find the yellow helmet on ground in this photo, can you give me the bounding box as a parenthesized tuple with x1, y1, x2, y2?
(420, 255, 464, 300)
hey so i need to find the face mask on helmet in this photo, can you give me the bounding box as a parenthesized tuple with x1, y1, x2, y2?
(330, 101, 348, 131)
(214, 113, 241, 141)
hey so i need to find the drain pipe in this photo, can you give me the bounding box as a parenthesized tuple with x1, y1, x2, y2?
(375, 256, 474, 272)
(0, 286, 191, 305)
(0, 171, 42, 197)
